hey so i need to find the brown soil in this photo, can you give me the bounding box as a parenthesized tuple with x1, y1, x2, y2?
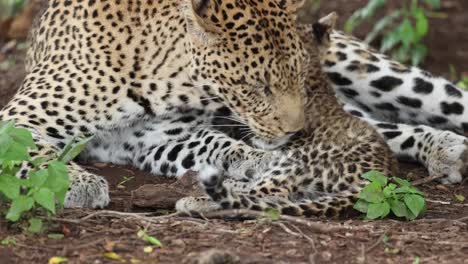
(1, 1, 468, 263)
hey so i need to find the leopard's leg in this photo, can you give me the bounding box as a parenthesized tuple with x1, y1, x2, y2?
(344, 103, 468, 184)
(16, 130, 110, 208)
(325, 31, 468, 134)
(82, 112, 269, 180)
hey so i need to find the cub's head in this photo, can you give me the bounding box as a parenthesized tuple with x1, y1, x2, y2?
(182, 0, 308, 146)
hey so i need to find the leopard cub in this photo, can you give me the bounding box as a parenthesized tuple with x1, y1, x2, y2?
(177, 13, 398, 217)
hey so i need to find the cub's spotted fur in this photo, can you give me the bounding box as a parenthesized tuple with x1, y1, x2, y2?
(177, 13, 468, 217)
(177, 14, 398, 217)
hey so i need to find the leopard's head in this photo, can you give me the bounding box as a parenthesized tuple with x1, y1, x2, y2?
(183, 0, 308, 146)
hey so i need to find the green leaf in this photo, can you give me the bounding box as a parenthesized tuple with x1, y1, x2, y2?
(365, 10, 402, 44)
(1, 237, 16, 246)
(2, 141, 30, 162)
(397, 19, 415, 47)
(0, 133, 13, 156)
(392, 177, 411, 187)
(380, 30, 401, 53)
(45, 161, 69, 193)
(423, 0, 440, 9)
(264, 208, 280, 221)
(389, 198, 410, 219)
(344, 0, 387, 33)
(29, 169, 49, 187)
(48, 234, 65, 239)
(10, 128, 36, 149)
(358, 181, 384, 203)
(382, 234, 390, 243)
(404, 194, 425, 217)
(58, 135, 94, 163)
(27, 218, 43, 233)
(362, 171, 388, 186)
(353, 199, 369, 213)
(6, 195, 34, 221)
(455, 194, 466, 202)
(31, 157, 46, 167)
(137, 230, 163, 247)
(55, 188, 67, 208)
(414, 9, 428, 40)
(366, 201, 390, 220)
(0, 120, 15, 135)
(411, 44, 428, 66)
(0, 174, 21, 200)
(383, 183, 397, 198)
(33, 188, 56, 214)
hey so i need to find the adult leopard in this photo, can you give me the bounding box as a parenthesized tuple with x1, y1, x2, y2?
(1, 0, 309, 208)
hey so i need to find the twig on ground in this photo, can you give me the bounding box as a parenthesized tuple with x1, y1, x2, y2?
(426, 199, 451, 205)
(43, 216, 81, 225)
(274, 222, 302, 237)
(75, 210, 181, 224)
(365, 232, 389, 254)
(456, 215, 468, 222)
(289, 223, 317, 252)
(411, 175, 445, 186)
(201, 209, 358, 233)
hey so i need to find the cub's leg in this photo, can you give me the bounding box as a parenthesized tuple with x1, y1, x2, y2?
(178, 162, 359, 217)
(344, 104, 468, 184)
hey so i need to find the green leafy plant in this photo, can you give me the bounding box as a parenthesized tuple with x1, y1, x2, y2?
(0, 120, 92, 233)
(1, 236, 16, 246)
(448, 65, 468, 90)
(354, 171, 426, 220)
(457, 75, 468, 90)
(345, 0, 441, 65)
(0, 0, 28, 19)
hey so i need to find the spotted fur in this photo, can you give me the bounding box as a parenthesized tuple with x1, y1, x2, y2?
(177, 16, 398, 217)
(177, 13, 468, 217)
(0, 0, 310, 208)
(324, 31, 468, 184)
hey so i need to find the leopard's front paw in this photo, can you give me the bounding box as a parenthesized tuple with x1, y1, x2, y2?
(64, 173, 110, 208)
(427, 131, 468, 184)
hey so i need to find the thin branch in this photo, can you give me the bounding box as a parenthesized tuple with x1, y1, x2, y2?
(201, 209, 357, 233)
(411, 175, 445, 186)
(79, 210, 181, 223)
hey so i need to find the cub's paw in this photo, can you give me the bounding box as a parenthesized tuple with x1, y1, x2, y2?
(427, 131, 468, 184)
(64, 172, 110, 208)
(175, 196, 221, 215)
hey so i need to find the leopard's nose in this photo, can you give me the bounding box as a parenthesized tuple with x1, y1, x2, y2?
(282, 110, 305, 134)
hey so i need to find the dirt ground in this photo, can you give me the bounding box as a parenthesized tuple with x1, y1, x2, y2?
(1, 1, 468, 263)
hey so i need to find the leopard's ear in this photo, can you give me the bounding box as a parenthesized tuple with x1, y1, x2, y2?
(312, 12, 338, 46)
(181, 0, 222, 46)
(279, 0, 306, 14)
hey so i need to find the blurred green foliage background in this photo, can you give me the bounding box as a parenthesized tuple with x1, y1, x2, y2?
(0, 0, 27, 19)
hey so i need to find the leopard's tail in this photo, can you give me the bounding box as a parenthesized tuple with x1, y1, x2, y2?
(199, 166, 358, 218)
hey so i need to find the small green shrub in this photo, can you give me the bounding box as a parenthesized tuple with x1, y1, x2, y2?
(354, 171, 426, 220)
(0, 120, 92, 233)
(0, 0, 28, 19)
(345, 0, 441, 65)
(457, 75, 468, 90)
